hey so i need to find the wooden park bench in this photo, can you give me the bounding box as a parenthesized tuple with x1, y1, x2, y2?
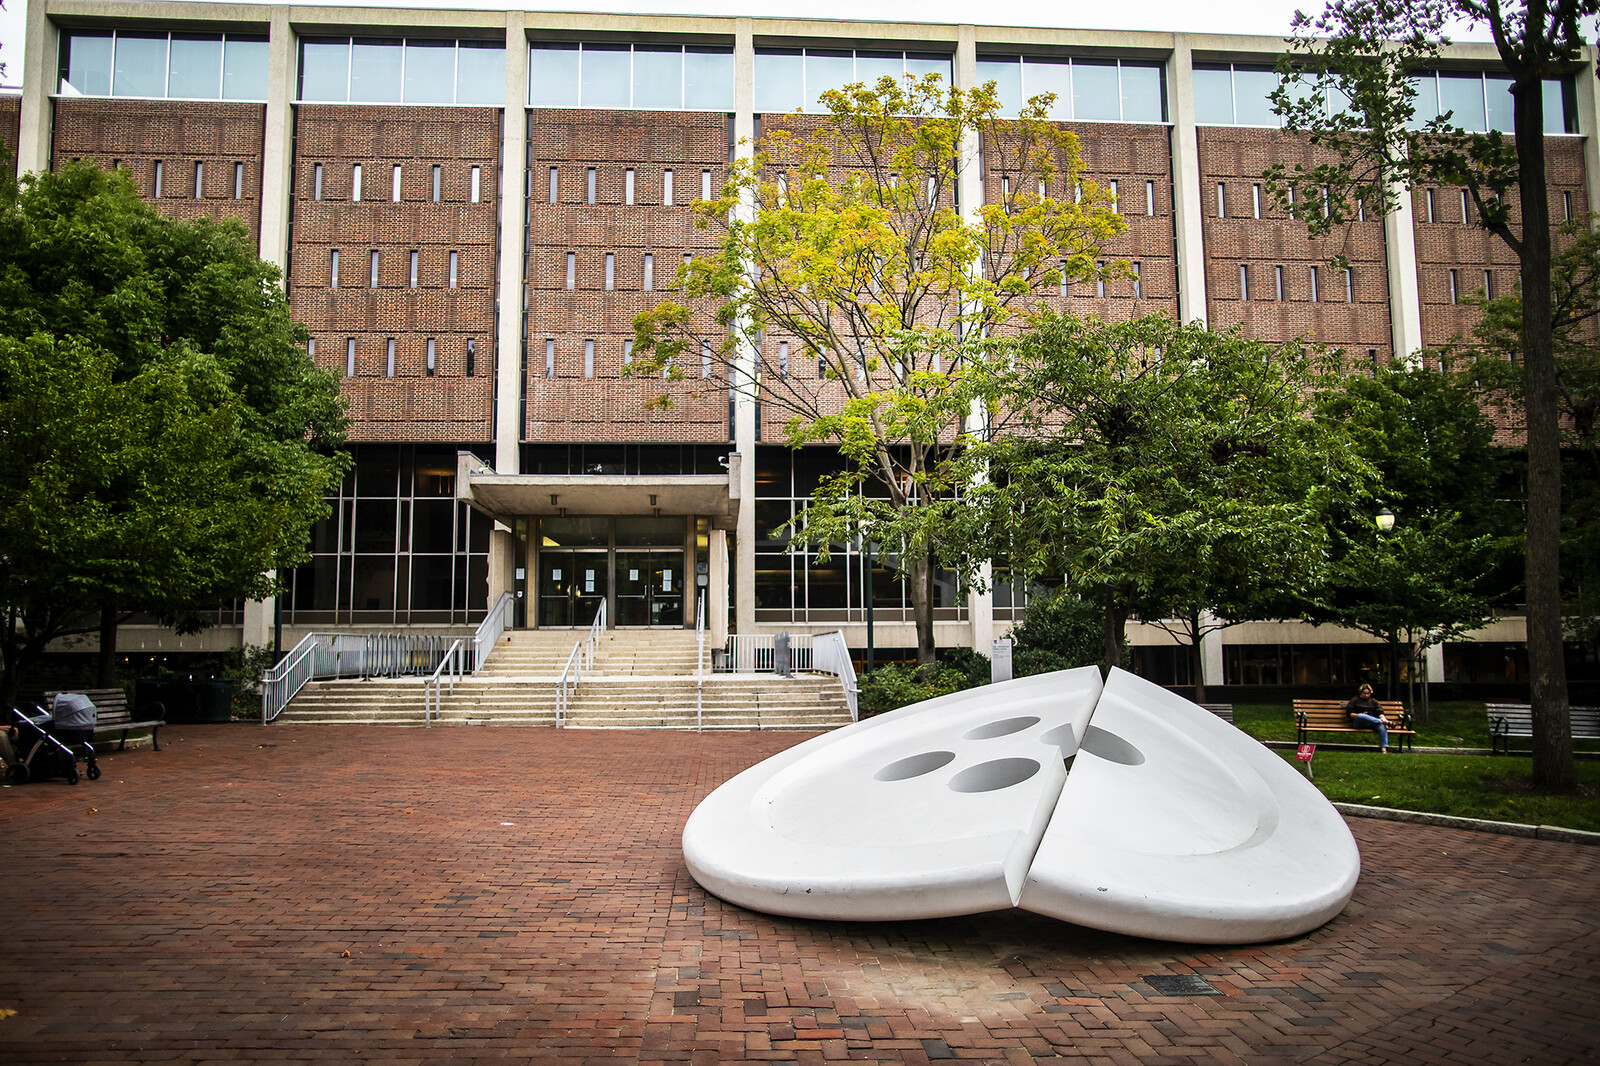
(1292, 698, 1415, 752)
(43, 689, 165, 752)
(1199, 703, 1235, 724)
(1487, 703, 1600, 755)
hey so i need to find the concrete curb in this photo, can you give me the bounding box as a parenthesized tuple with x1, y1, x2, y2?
(1334, 802, 1600, 846)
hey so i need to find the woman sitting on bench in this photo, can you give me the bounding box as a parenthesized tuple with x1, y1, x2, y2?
(1342, 683, 1390, 752)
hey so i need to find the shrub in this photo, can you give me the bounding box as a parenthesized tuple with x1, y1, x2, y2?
(1008, 589, 1120, 669)
(937, 645, 992, 689)
(858, 662, 967, 717)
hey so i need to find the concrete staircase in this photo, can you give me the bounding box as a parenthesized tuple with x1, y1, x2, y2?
(275, 628, 853, 730)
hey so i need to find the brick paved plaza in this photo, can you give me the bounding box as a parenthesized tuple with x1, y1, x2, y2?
(2, 724, 1597, 1065)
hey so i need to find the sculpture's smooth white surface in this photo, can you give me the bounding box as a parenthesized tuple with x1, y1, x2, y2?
(683, 667, 1361, 944)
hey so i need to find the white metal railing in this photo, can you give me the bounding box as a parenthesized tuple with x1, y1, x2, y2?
(696, 593, 706, 732)
(718, 632, 815, 674)
(554, 599, 607, 727)
(811, 630, 860, 720)
(423, 639, 466, 725)
(260, 630, 463, 723)
(471, 592, 515, 672)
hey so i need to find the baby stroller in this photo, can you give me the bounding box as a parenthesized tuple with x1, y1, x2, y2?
(3, 694, 102, 785)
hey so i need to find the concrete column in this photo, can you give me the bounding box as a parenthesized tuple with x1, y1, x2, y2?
(733, 18, 758, 637)
(1384, 184, 1424, 364)
(955, 26, 994, 655)
(1576, 46, 1600, 231)
(1199, 612, 1226, 690)
(257, 10, 295, 273)
(709, 528, 729, 645)
(15, 1, 55, 175)
(495, 13, 529, 474)
(1424, 641, 1445, 686)
(487, 524, 515, 608)
(241, 572, 275, 650)
(1166, 36, 1209, 327)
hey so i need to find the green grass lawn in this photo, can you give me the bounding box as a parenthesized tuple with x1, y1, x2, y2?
(1222, 699, 1600, 832)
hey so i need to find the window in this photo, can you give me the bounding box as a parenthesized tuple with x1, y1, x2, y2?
(154, 160, 163, 198)
(426, 338, 436, 377)
(548, 166, 558, 204)
(449, 251, 459, 289)
(1096, 262, 1106, 298)
(643, 253, 654, 291)
(1216, 183, 1226, 218)
(392, 164, 402, 202)
(975, 55, 1165, 122)
(1240, 264, 1249, 300)
(625, 168, 635, 205)
(353, 164, 362, 202)
(233, 162, 244, 199)
(566, 252, 576, 290)
(1059, 259, 1069, 299)
(1409, 70, 1577, 134)
(1564, 190, 1573, 221)
(702, 169, 712, 201)
(528, 42, 733, 110)
(307, 337, 316, 360)
(432, 165, 441, 202)
(585, 339, 595, 378)
(1132, 262, 1142, 299)
(299, 37, 505, 104)
(314, 163, 323, 200)
(193, 162, 204, 199)
(663, 169, 674, 206)
(369, 250, 380, 288)
(1449, 268, 1460, 304)
(1484, 269, 1494, 299)
(386, 338, 396, 377)
(757, 48, 955, 114)
(1460, 188, 1470, 223)
(330, 249, 340, 287)
(59, 30, 268, 100)
(1194, 64, 1283, 126)
(409, 250, 418, 289)
(1426, 188, 1436, 223)
(1310, 265, 1320, 303)
(545, 338, 555, 379)
(1252, 183, 1261, 219)
(779, 340, 789, 378)
(346, 337, 356, 376)
(1345, 266, 1354, 302)
(1275, 264, 1284, 300)
(587, 167, 596, 205)
(624, 339, 634, 365)
(470, 166, 481, 203)
(702, 341, 712, 379)
(605, 253, 614, 290)
(465, 338, 476, 376)
(1109, 179, 1118, 213)
(1146, 179, 1155, 216)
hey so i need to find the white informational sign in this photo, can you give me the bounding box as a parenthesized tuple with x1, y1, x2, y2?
(552, 569, 562, 581)
(630, 569, 639, 581)
(991, 638, 1014, 684)
(663, 569, 673, 592)
(585, 569, 595, 592)
(515, 568, 525, 580)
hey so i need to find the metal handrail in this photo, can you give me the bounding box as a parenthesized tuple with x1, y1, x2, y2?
(259, 630, 466, 723)
(811, 630, 860, 720)
(261, 633, 320, 723)
(424, 638, 465, 725)
(471, 591, 515, 672)
(555, 600, 607, 728)
(695, 593, 706, 732)
(718, 632, 815, 673)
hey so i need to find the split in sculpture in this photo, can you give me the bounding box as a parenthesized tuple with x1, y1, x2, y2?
(682, 667, 1360, 944)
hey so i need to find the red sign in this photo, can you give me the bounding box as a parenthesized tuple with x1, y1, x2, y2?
(1294, 743, 1316, 762)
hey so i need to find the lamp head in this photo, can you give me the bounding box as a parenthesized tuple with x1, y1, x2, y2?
(1375, 508, 1395, 533)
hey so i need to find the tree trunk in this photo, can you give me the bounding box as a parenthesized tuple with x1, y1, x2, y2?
(97, 602, 119, 688)
(907, 550, 937, 668)
(1515, 67, 1577, 790)
(1191, 641, 1206, 705)
(1101, 584, 1126, 671)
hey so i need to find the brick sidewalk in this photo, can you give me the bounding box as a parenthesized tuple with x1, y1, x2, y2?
(1, 724, 1596, 1065)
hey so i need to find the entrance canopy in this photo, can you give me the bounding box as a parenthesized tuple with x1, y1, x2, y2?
(456, 452, 741, 528)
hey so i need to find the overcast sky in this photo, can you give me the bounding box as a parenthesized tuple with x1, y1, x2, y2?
(0, 0, 1497, 90)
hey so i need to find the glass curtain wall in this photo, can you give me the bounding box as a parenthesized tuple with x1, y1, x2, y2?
(754, 48, 952, 113)
(59, 30, 268, 99)
(974, 55, 1165, 122)
(298, 37, 506, 105)
(528, 43, 734, 110)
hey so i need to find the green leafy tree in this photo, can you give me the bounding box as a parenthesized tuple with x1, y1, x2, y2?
(0, 163, 349, 702)
(631, 74, 1125, 665)
(959, 312, 1361, 674)
(1267, 0, 1588, 786)
(1305, 362, 1512, 717)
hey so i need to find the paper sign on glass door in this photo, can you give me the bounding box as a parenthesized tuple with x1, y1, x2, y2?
(663, 570, 673, 592)
(585, 570, 595, 592)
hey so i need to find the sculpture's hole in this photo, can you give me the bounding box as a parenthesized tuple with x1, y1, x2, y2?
(1081, 725, 1145, 765)
(963, 715, 1041, 740)
(948, 757, 1040, 793)
(875, 750, 956, 782)
(1040, 723, 1077, 750)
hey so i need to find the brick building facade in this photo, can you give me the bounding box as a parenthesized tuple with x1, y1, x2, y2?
(8, 4, 1598, 691)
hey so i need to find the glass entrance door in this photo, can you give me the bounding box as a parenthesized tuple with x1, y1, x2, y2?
(613, 551, 684, 627)
(537, 550, 607, 626)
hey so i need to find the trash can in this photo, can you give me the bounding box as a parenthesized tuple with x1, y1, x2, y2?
(775, 632, 792, 678)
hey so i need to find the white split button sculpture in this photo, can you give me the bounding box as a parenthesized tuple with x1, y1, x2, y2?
(682, 667, 1360, 944)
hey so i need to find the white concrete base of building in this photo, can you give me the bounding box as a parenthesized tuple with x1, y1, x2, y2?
(682, 667, 1360, 945)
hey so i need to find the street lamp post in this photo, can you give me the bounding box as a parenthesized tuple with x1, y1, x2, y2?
(1376, 508, 1397, 700)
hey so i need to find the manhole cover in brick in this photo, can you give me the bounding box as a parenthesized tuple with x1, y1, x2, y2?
(1141, 974, 1221, 996)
